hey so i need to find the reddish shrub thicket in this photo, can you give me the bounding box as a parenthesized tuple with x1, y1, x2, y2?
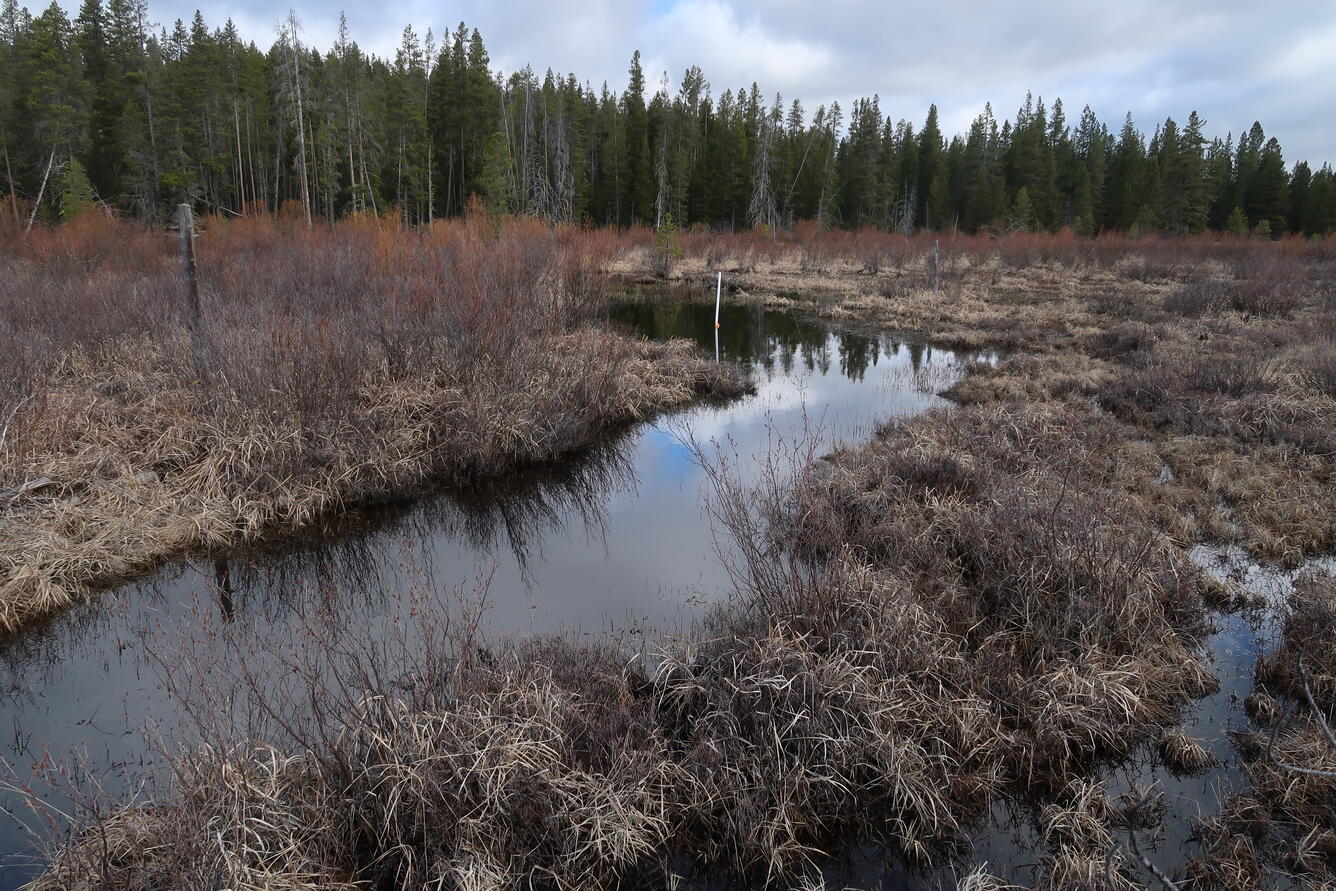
(0, 210, 626, 414)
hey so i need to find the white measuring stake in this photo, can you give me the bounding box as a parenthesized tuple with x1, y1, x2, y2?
(714, 271, 722, 361)
(714, 272, 722, 328)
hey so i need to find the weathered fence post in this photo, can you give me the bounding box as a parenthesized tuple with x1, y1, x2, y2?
(931, 239, 941, 294)
(177, 203, 208, 379)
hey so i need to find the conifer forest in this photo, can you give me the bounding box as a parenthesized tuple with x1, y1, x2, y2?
(1, 0, 1333, 235)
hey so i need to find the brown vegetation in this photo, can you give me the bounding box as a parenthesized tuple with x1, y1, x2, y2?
(616, 227, 1336, 566)
(20, 225, 1336, 888)
(34, 372, 1223, 888)
(0, 213, 743, 630)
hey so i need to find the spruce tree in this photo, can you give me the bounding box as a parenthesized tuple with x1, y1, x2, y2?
(621, 50, 652, 223)
(917, 103, 943, 228)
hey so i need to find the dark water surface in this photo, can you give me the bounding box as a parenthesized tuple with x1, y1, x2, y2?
(0, 298, 971, 887)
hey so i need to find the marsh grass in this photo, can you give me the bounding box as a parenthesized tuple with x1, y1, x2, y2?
(32, 391, 1223, 889)
(15, 224, 1336, 887)
(0, 214, 745, 630)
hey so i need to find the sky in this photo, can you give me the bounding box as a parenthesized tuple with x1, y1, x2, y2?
(113, 0, 1336, 166)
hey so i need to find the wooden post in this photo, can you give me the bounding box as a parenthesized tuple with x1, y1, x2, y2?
(931, 239, 941, 294)
(177, 203, 208, 378)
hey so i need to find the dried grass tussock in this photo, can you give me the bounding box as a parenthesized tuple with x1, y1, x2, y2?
(1157, 727, 1218, 775)
(0, 215, 743, 630)
(41, 395, 1220, 887)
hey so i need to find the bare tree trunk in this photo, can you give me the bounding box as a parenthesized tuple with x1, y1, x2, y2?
(654, 127, 669, 229)
(446, 148, 454, 217)
(931, 239, 941, 293)
(232, 101, 246, 214)
(357, 103, 376, 215)
(136, 3, 161, 219)
(307, 115, 322, 221)
(287, 11, 312, 227)
(177, 203, 208, 378)
(347, 139, 358, 213)
(245, 103, 261, 210)
(24, 151, 55, 237)
(748, 117, 777, 231)
(2, 135, 18, 227)
(459, 124, 466, 212)
(423, 68, 433, 222)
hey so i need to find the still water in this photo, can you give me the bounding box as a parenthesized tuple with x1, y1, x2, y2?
(0, 298, 972, 886)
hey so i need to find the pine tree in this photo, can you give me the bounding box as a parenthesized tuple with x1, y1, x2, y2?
(917, 103, 943, 228)
(1250, 137, 1288, 235)
(1225, 205, 1248, 236)
(962, 104, 1004, 231)
(1288, 161, 1312, 235)
(59, 154, 94, 216)
(0, 10, 1328, 234)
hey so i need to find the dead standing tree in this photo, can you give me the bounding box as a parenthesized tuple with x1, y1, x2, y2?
(177, 203, 209, 380)
(278, 9, 313, 227)
(747, 107, 778, 232)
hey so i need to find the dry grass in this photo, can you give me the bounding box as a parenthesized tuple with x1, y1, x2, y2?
(1245, 690, 1281, 726)
(20, 228, 1336, 887)
(33, 391, 1221, 887)
(0, 216, 744, 630)
(616, 229, 1336, 564)
(1158, 727, 1218, 775)
(1035, 847, 1139, 891)
(956, 863, 1017, 890)
(1258, 574, 1336, 709)
(1039, 781, 1116, 852)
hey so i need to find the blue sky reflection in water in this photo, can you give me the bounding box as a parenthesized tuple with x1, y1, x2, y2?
(0, 301, 974, 886)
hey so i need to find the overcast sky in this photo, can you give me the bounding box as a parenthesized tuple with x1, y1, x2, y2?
(127, 0, 1336, 166)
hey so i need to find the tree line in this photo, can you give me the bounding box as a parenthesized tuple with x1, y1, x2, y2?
(2, 0, 1334, 236)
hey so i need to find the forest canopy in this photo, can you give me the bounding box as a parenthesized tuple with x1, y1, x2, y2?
(1, 0, 1333, 235)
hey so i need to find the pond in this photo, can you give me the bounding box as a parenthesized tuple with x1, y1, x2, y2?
(0, 295, 975, 887)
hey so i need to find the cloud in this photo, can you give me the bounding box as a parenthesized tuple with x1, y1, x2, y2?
(96, 0, 1336, 165)
(639, 0, 833, 94)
